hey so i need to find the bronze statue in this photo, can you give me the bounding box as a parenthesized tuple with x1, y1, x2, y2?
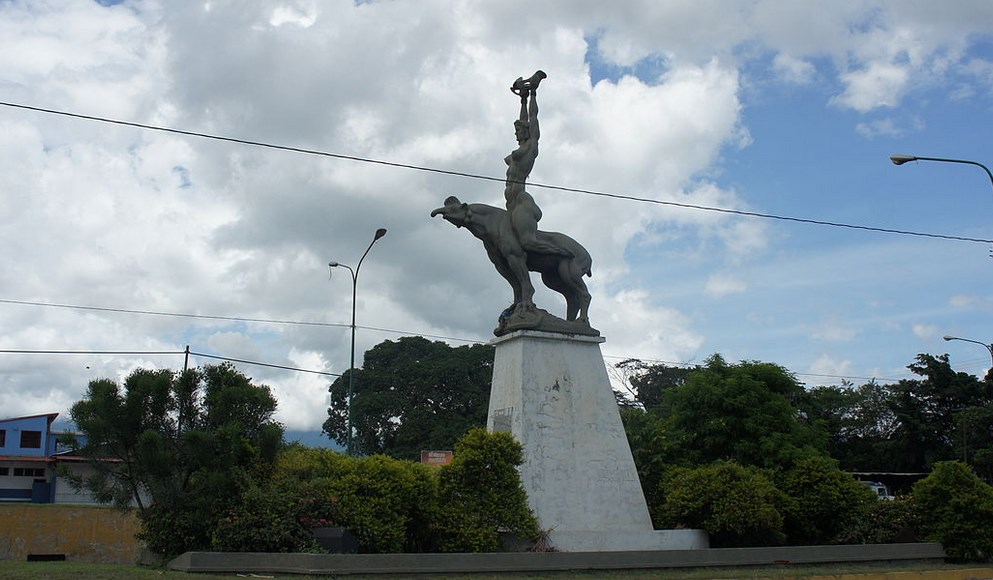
(432, 71, 597, 336)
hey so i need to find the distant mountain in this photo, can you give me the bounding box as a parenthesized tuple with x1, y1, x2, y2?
(284, 430, 344, 450)
(52, 420, 342, 452)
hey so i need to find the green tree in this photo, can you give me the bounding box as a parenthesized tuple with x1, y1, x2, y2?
(67, 364, 283, 556)
(885, 354, 992, 472)
(960, 404, 993, 481)
(913, 461, 993, 561)
(618, 407, 671, 517)
(614, 358, 694, 412)
(661, 354, 827, 470)
(798, 381, 896, 471)
(323, 336, 493, 459)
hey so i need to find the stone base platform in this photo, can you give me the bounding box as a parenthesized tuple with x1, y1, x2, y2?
(487, 330, 701, 551)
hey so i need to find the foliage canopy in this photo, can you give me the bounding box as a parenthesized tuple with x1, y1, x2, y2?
(323, 336, 493, 459)
(68, 364, 283, 556)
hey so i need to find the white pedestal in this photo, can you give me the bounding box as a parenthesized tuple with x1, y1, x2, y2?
(487, 330, 708, 552)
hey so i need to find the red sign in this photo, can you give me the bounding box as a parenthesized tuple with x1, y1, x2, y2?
(420, 450, 453, 466)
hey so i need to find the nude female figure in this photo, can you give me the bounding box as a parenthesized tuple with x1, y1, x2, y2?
(505, 71, 570, 257)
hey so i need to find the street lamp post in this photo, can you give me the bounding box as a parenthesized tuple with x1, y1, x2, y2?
(889, 154, 993, 196)
(942, 334, 993, 369)
(329, 227, 387, 456)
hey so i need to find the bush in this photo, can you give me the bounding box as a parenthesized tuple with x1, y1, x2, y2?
(252, 436, 541, 554)
(913, 461, 993, 561)
(313, 454, 438, 553)
(835, 495, 920, 545)
(656, 460, 786, 548)
(435, 428, 540, 552)
(210, 479, 335, 553)
(138, 501, 215, 558)
(778, 456, 876, 545)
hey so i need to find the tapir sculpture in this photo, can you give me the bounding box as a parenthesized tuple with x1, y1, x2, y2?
(431, 195, 592, 325)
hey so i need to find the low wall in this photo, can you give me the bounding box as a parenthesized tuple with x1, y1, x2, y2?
(169, 543, 947, 576)
(0, 504, 141, 564)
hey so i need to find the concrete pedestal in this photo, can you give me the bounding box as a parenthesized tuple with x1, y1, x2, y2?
(487, 330, 707, 552)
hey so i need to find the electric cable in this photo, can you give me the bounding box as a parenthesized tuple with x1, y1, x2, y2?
(2, 100, 990, 244)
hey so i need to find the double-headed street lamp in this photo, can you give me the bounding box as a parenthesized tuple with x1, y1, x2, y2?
(942, 335, 993, 368)
(329, 227, 387, 456)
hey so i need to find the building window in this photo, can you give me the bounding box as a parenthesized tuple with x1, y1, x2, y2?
(0, 429, 5, 446)
(20, 430, 42, 449)
(13, 468, 45, 478)
(0, 467, 8, 476)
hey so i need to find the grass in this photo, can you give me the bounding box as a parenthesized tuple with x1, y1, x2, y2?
(2, 560, 993, 580)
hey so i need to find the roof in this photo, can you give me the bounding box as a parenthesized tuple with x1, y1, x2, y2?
(0, 455, 52, 463)
(0, 412, 59, 424)
(53, 455, 123, 464)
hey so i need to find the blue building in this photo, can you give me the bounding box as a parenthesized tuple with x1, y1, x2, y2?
(0, 413, 103, 504)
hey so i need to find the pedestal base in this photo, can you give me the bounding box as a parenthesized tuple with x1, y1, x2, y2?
(488, 330, 708, 552)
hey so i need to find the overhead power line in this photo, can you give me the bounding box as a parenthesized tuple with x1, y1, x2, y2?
(188, 351, 338, 376)
(2, 100, 990, 245)
(1, 299, 910, 384)
(0, 298, 478, 343)
(0, 348, 339, 377)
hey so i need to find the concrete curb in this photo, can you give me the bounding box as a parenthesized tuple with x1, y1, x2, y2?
(168, 542, 946, 576)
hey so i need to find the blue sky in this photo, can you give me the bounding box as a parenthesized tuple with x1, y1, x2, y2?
(1, 1, 992, 430)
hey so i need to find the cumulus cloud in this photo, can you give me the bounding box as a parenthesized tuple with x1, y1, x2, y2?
(806, 354, 854, 383)
(2, 0, 992, 430)
(832, 62, 911, 112)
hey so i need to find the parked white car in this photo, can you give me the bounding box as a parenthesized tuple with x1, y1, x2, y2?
(861, 480, 895, 500)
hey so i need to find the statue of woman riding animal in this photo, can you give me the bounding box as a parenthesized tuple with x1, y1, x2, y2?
(431, 195, 596, 336)
(431, 70, 597, 336)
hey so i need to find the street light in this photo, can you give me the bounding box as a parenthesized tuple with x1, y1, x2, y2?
(329, 227, 387, 456)
(942, 334, 993, 368)
(889, 154, 993, 194)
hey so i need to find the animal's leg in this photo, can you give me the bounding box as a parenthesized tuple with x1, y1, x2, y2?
(507, 252, 535, 311)
(565, 295, 579, 321)
(559, 260, 591, 323)
(576, 281, 591, 323)
(542, 268, 575, 321)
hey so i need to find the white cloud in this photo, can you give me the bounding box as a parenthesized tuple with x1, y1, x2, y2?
(806, 354, 854, 382)
(812, 321, 858, 343)
(912, 324, 939, 339)
(855, 117, 904, 139)
(705, 273, 748, 298)
(772, 54, 817, 85)
(832, 62, 911, 112)
(949, 294, 993, 311)
(2, 0, 992, 430)
(598, 290, 703, 363)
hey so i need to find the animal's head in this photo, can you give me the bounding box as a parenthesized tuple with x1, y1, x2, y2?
(430, 195, 471, 228)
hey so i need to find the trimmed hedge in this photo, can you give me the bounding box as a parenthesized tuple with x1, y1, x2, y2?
(656, 460, 786, 548)
(777, 456, 876, 545)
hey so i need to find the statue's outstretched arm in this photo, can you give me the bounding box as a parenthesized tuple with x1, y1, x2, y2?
(528, 86, 540, 144)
